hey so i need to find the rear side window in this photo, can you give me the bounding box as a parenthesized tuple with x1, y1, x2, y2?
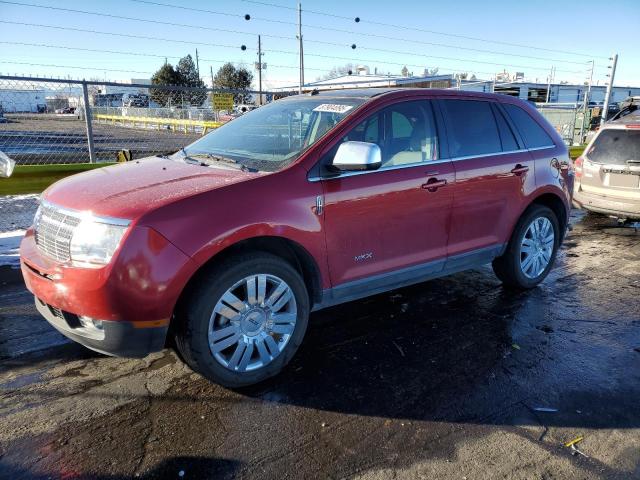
(503, 103, 555, 149)
(441, 99, 502, 157)
(587, 129, 640, 165)
(493, 106, 519, 151)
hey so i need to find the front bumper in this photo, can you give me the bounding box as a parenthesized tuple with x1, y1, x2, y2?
(20, 225, 198, 358)
(573, 188, 640, 220)
(35, 297, 167, 357)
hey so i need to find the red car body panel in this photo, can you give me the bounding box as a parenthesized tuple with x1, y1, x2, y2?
(43, 156, 263, 220)
(21, 225, 196, 323)
(320, 162, 455, 285)
(20, 88, 572, 357)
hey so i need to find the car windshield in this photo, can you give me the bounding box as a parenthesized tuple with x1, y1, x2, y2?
(587, 128, 640, 165)
(175, 96, 366, 172)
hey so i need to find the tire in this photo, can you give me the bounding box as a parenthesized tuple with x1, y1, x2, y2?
(174, 252, 310, 388)
(492, 205, 560, 289)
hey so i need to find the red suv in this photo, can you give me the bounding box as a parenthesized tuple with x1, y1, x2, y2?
(20, 89, 573, 387)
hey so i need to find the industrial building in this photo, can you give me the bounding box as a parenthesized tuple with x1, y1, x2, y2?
(272, 67, 639, 106)
(0, 87, 47, 112)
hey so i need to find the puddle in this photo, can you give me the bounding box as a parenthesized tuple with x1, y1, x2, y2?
(0, 371, 44, 389)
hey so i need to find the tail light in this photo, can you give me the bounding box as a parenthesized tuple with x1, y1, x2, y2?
(574, 156, 583, 179)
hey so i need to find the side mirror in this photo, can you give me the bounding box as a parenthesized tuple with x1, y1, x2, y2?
(0, 151, 16, 178)
(332, 141, 382, 172)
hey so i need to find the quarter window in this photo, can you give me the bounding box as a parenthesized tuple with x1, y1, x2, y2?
(493, 106, 520, 151)
(441, 99, 502, 157)
(503, 103, 555, 149)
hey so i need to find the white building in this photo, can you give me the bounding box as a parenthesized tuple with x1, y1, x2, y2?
(270, 68, 452, 96)
(0, 88, 47, 112)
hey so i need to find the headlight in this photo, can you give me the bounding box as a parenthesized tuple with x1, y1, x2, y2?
(70, 217, 129, 267)
(33, 203, 42, 228)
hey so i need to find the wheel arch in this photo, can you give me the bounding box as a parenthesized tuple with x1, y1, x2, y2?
(171, 235, 323, 330)
(529, 191, 570, 235)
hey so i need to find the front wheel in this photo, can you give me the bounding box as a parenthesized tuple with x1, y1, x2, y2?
(174, 253, 310, 388)
(492, 205, 561, 289)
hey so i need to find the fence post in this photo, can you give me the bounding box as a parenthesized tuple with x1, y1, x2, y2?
(82, 80, 96, 163)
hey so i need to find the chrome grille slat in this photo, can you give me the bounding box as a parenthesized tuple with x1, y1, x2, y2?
(35, 203, 81, 263)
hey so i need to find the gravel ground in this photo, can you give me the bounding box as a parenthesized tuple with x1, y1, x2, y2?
(0, 115, 200, 164)
(0, 194, 39, 232)
(1, 211, 639, 479)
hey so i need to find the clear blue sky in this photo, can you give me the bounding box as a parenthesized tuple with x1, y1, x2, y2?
(1, 0, 638, 88)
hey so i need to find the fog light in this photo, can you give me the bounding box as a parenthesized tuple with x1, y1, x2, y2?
(78, 315, 93, 329)
(76, 316, 105, 340)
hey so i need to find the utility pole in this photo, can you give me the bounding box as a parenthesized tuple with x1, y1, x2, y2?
(545, 66, 554, 103)
(579, 60, 594, 142)
(210, 65, 214, 88)
(195, 49, 200, 77)
(257, 35, 263, 105)
(601, 53, 618, 127)
(297, 2, 304, 94)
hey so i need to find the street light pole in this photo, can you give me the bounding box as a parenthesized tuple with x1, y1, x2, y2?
(257, 35, 263, 105)
(579, 60, 594, 142)
(298, 2, 304, 94)
(601, 53, 618, 127)
(545, 65, 554, 103)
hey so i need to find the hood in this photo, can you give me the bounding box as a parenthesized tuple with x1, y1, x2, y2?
(44, 157, 264, 220)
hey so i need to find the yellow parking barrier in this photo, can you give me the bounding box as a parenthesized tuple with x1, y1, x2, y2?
(94, 114, 223, 135)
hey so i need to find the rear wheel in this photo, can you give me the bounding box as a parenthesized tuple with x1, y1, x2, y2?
(492, 205, 560, 289)
(175, 253, 309, 388)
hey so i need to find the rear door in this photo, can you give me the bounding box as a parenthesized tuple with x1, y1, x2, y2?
(580, 126, 640, 200)
(438, 98, 534, 260)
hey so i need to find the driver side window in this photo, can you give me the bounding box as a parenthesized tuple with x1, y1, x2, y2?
(331, 100, 438, 171)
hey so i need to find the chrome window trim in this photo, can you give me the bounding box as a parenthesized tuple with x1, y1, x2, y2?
(40, 199, 131, 226)
(527, 145, 556, 152)
(308, 158, 453, 182)
(308, 144, 558, 182)
(448, 148, 527, 162)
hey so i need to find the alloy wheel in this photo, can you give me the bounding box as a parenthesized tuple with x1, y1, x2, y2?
(519, 216, 555, 279)
(208, 274, 297, 372)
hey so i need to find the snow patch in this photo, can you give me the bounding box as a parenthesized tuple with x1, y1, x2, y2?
(0, 229, 25, 266)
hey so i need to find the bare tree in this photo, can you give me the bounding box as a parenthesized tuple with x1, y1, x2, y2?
(317, 63, 357, 81)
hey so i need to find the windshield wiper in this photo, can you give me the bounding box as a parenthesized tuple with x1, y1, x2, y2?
(180, 151, 257, 172)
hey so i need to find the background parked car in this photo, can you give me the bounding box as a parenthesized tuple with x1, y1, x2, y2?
(574, 112, 640, 220)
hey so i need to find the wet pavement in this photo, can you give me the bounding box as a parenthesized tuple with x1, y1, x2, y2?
(1, 211, 639, 479)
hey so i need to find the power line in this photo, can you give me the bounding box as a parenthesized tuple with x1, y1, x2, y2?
(130, 0, 597, 66)
(0, 41, 330, 73)
(357, 46, 587, 74)
(0, 0, 360, 50)
(0, 61, 153, 75)
(240, 0, 608, 60)
(2, 1, 600, 77)
(0, 1, 293, 41)
(0, 21, 596, 82)
(0, 20, 253, 51)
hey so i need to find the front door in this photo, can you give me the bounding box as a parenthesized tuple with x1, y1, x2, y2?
(320, 99, 454, 288)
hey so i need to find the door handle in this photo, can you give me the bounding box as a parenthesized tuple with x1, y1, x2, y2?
(421, 177, 447, 192)
(510, 164, 530, 176)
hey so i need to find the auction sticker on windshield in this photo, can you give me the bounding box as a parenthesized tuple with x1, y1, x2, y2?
(313, 104, 354, 114)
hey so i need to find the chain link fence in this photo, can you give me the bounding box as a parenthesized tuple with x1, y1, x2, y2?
(0, 75, 597, 167)
(536, 103, 592, 146)
(0, 76, 288, 165)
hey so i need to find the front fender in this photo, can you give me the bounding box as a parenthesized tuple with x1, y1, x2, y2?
(139, 165, 330, 290)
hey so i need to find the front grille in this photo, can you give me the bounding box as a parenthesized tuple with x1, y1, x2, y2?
(34, 202, 81, 263)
